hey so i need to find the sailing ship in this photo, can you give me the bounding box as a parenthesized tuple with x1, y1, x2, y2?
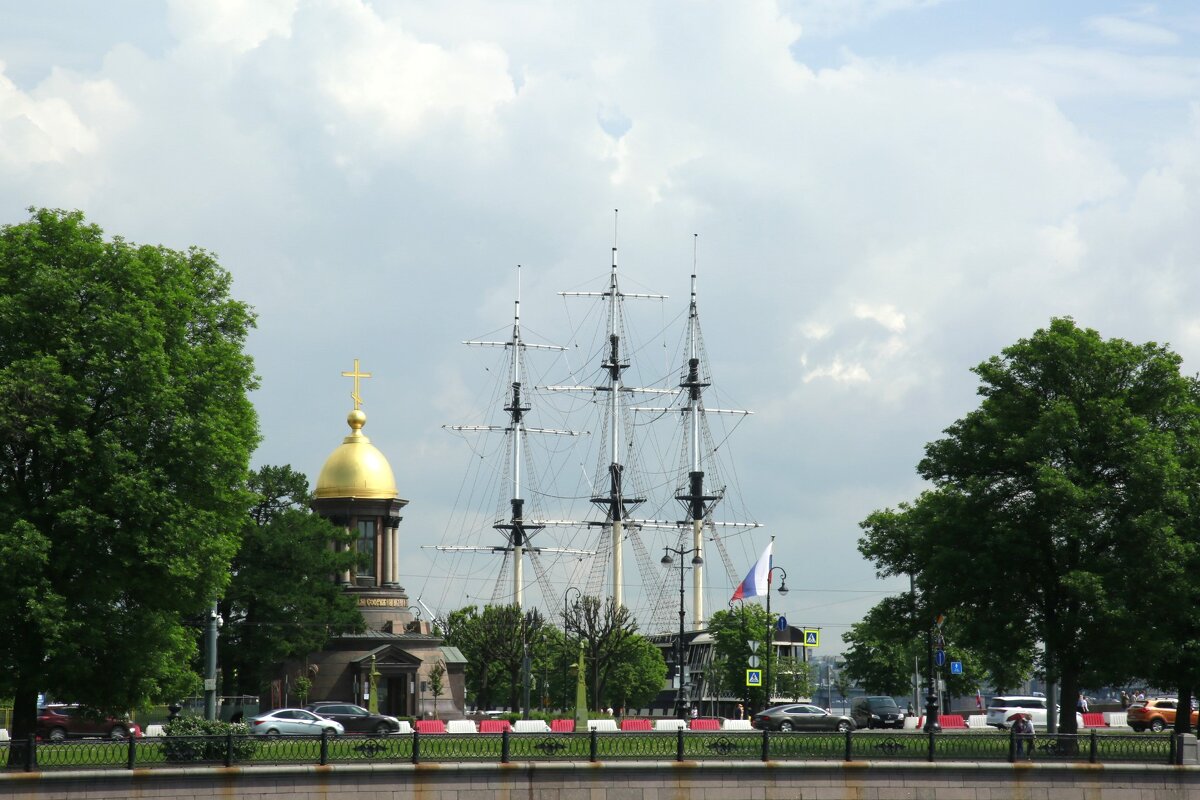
(427, 224, 762, 639)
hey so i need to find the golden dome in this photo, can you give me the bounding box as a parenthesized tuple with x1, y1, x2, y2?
(314, 409, 399, 500)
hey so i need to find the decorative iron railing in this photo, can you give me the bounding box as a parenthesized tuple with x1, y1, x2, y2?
(0, 728, 1179, 772)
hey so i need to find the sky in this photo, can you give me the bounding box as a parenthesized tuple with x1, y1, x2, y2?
(2, 0, 1199, 654)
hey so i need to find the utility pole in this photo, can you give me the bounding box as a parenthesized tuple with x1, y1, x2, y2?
(204, 601, 219, 721)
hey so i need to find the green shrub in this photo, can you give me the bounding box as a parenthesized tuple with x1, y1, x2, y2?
(162, 716, 259, 762)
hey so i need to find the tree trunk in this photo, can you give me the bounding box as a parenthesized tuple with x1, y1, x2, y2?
(1177, 685, 1194, 735)
(6, 682, 38, 768)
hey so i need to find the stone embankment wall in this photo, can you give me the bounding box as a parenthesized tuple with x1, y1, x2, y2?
(2, 761, 1198, 799)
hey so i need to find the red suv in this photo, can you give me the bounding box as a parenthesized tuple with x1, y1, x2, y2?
(37, 705, 144, 741)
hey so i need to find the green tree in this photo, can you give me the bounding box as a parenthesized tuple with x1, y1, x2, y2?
(840, 595, 1024, 699)
(563, 596, 639, 711)
(708, 603, 774, 710)
(602, 634, 667, 711)
(218, 465, 362, 696)
(859, 319, 1200, 733)
(0, 209, 258, 749)
(774, 655, 812, 703)
(428, 661, 446, 719)
(443, 604, 543, 710)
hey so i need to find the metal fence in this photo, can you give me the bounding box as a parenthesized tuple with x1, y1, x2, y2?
(0, 729, 1178, 772)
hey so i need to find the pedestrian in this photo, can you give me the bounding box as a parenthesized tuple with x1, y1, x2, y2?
(1012, 714, 1034, 759)
(906, 702, 915, 716)
(1120, 690, 1129, 709)
(736, 703, 745, 720)
(1076, 693, 1088, 713)
(690, 706, 698, 719)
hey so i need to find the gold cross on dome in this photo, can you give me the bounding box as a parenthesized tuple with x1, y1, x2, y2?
(341, 358, 372, 410)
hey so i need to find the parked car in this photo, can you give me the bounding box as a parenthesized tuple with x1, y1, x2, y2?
(250, 708, 345, 737)
(751, 704, 855, 732)
(305, 702, 402, 735)
(850, 696, 906, 729)
(1127, 698, 1198, 733)
(37, 705, 143, 741)
(985, 696, 1084, 730)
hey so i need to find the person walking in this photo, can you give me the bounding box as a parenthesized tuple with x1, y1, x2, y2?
(1012, 714, 1034, 759)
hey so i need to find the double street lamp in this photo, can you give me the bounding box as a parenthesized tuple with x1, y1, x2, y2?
(763, 566, 788, 710)
(661, 546, 703, 719)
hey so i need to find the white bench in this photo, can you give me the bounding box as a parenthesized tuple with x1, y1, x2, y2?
(586, 719, 619, 732)
(513, 720, 550, 733)
(447, 720, 477, 734)
(721, 719, 752, 731)
(654, 719, 687, 731)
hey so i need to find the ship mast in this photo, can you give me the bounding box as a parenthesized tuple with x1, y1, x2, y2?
(442, 267, 585, 609)
(634, 237, 758, 631)
(553, 212, 670, 608)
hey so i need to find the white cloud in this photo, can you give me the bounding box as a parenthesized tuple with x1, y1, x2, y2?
(803, 357, 871, 383)
(168, 0, 298, 54)
(854, 302, 905, 333)
(1086, 15, 1180, 47)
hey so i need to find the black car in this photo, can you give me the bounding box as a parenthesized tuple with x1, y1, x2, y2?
(305, 702, 402, 735)
(751, 704, 855, 732)
(851, 696, 906, 729)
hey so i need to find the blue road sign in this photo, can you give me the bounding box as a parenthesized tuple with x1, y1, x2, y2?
(746, 670, 762, 687)
(934, 649, 946, 668)
(950, 661, 963, 675)
(776, 616, 787, 632)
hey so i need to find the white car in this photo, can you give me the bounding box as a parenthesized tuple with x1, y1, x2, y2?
(250, 708, 345, 737)
(985, 696, 1084, 730)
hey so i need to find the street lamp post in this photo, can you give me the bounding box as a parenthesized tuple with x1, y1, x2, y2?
(763, 566, 788, 711)
(562, 586, 581, 711)
(661, 546, 703, 719)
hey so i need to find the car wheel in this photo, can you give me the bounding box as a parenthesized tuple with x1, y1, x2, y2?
(779, 721, 794, 732)
(375, 723, 391, 736)
(110, 726, 129, 740)
(49, 727, 67, 742)
(265, 729, 281, 738)
(837, 721, 852, 733)
(1150, 719, 1165, 733)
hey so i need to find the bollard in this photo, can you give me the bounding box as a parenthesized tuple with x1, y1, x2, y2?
(589, 729, 598, 762)
(1089, 729, 1097, 764)
(844, 729, 852, 761)
(24, 734, 37, 772)
(225, 732, 234, 767)
(412, 730, 421, 764)
(501, 728, 510, 763)
(761, 728, 769, 762)
(1008, 727, 1016, 763)
(320, 727, 329, 766)
(127, 733, 137, 770)
(676, 727, 684, 762)
(927, 731, 935, 762)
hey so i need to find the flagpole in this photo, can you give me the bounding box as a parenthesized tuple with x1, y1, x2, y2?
(763, 536, 787, 713)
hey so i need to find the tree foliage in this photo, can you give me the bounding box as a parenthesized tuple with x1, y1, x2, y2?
(858, 319, 1200, 732)
(444, 604, 547, 710)
(602, 633, 667, 711)
(840, 595, 1027, 699)
(0, 209, 259, 743)
(708, 603, 776, 710)
(563, 596, 641, 711)
(218, 465, 362, 696)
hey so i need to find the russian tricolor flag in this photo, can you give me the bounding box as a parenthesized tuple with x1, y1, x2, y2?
(730, 540, 773, 601)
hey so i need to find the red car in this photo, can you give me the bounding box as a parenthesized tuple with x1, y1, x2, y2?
(37, 705, 144, 741)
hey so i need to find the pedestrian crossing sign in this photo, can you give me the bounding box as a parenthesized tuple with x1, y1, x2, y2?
(803, 628, 820, 648)
(746, 669, 762, 687)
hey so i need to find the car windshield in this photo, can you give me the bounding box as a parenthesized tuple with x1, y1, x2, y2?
(869, 698, 899, 709)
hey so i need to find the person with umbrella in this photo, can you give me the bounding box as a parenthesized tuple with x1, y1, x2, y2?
(1011, 713, 1034, 758)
